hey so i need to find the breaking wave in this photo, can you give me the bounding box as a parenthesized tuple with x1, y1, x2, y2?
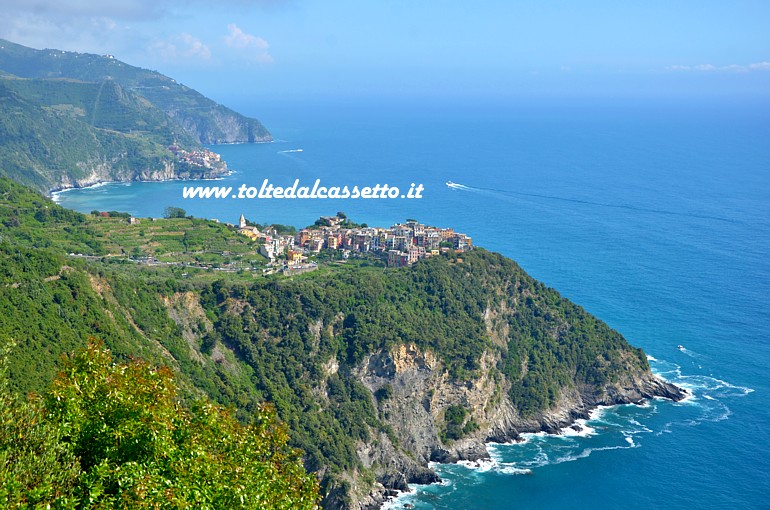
(393, 352, 753, 507)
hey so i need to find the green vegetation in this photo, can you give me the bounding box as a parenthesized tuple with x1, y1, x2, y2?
(311, 212, 366, 230)
(164, 206, 187, 219)
(440, 404, 478, 442)
(0, 38, 270, 144)
(0, 178, 266, 271)
(252, 222, 297, 236)
(0, 341, 319, 509)
(0, 78, 153, 192)
(94, 215, 266, 268)
(0, 38, 270, 192)
(0, 178, 652, 505)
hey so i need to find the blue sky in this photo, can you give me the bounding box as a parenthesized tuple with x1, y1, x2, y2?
(1, 0, 768, 103)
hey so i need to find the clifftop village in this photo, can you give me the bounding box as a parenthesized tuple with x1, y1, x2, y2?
(236, 213, 473, 273)
(168, 145, 223, 168)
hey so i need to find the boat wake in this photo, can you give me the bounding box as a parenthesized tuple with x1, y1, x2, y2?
(444, 180, 735, 223)
(446, 181, 475, 191)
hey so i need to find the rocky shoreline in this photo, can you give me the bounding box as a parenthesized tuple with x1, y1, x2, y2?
(47, 161, 229, 197)
(341, 345, 686, 510)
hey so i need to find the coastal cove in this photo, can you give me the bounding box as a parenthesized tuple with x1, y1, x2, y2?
(53, 97, 770, 509)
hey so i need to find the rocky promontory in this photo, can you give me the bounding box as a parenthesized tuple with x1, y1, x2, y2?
(0, 38, 267, 193)
(0, 183, 687, 510)
(47, 156, 228, 195)
(341, 343, 684, 509)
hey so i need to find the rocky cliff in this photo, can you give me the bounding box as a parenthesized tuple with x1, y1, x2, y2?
(49, 158, 228, 193)
(344, 342, 683, 509)
(166, 102, 272, 144)
(184, 249, 686, 510)
(0, 38, 267, 192)
(0, 184, 686, 510)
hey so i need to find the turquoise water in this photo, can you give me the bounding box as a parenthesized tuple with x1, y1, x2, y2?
(55, 97, 770, 509)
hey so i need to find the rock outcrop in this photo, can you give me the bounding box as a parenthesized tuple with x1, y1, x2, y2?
(167, 105, 272, 144)
(0, 38, 265, 193)
(351, 343, 684, 509)
(50, 158, 227, 193)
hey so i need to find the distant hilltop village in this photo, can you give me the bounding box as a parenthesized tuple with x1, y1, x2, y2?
(168, 145, 224, 169)
(236, 213, 472, 269)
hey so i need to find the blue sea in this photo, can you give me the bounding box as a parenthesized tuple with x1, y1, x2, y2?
(55, 96, 770, 509)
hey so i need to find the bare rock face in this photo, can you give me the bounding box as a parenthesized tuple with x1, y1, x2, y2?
(52, 158, 227, 193)
(167, 107, 272, 144)
(349, 344, 684, 509)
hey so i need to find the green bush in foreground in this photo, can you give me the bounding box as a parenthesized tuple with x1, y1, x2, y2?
(0, 341, 319, 509)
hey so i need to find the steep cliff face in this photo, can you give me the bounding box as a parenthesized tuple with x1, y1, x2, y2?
(347, 341, 683, 509)
(0, 39, 267, 192)
(186, 250, 686, 509)
(4, 214, 681, 510)
(49, 158, 227, 192)
(167, 105, 272, 144)
(357, 345, 496, 467)
(0, 180, 687, 510)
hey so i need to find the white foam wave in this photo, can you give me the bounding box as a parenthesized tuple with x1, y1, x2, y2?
(456, 458, 497, 472)
(278, 148, 304, 153)
(515, 431, 549, 443)
(382, 488, 431, 510)
(486, 443, 504, 463)
(451, 453, 538, 477)
(50, 180, 118, 201)
(380, 489, 409, 510)
(674, 375, 753, 400)
(649, 357, 753, 398)
(409, 356, 754, 503)
(559, 419, 596, 437)
(384, 476, 456, 509)
(555, 441, 640, 465)
(589, 404, 614, 421)
(626, 419, 653, 434)
(673, 388, 698, 405)
(497, 465, 534, 475)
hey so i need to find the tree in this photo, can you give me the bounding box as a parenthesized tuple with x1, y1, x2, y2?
(164, 206, 187, 219)
(0, 341, 320, 509)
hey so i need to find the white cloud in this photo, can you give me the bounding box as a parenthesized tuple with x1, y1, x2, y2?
(0, 0, 161, 58)
(667, 61, 770, 73)
(0, 0, 283, 63)
(150, 33, 211, 61)
(0, 0, 287, 23)
(179, 33, 211, 60)
(224, 23, 273, 63)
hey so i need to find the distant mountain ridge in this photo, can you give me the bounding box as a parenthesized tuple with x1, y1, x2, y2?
(0, 39, 271, 193)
